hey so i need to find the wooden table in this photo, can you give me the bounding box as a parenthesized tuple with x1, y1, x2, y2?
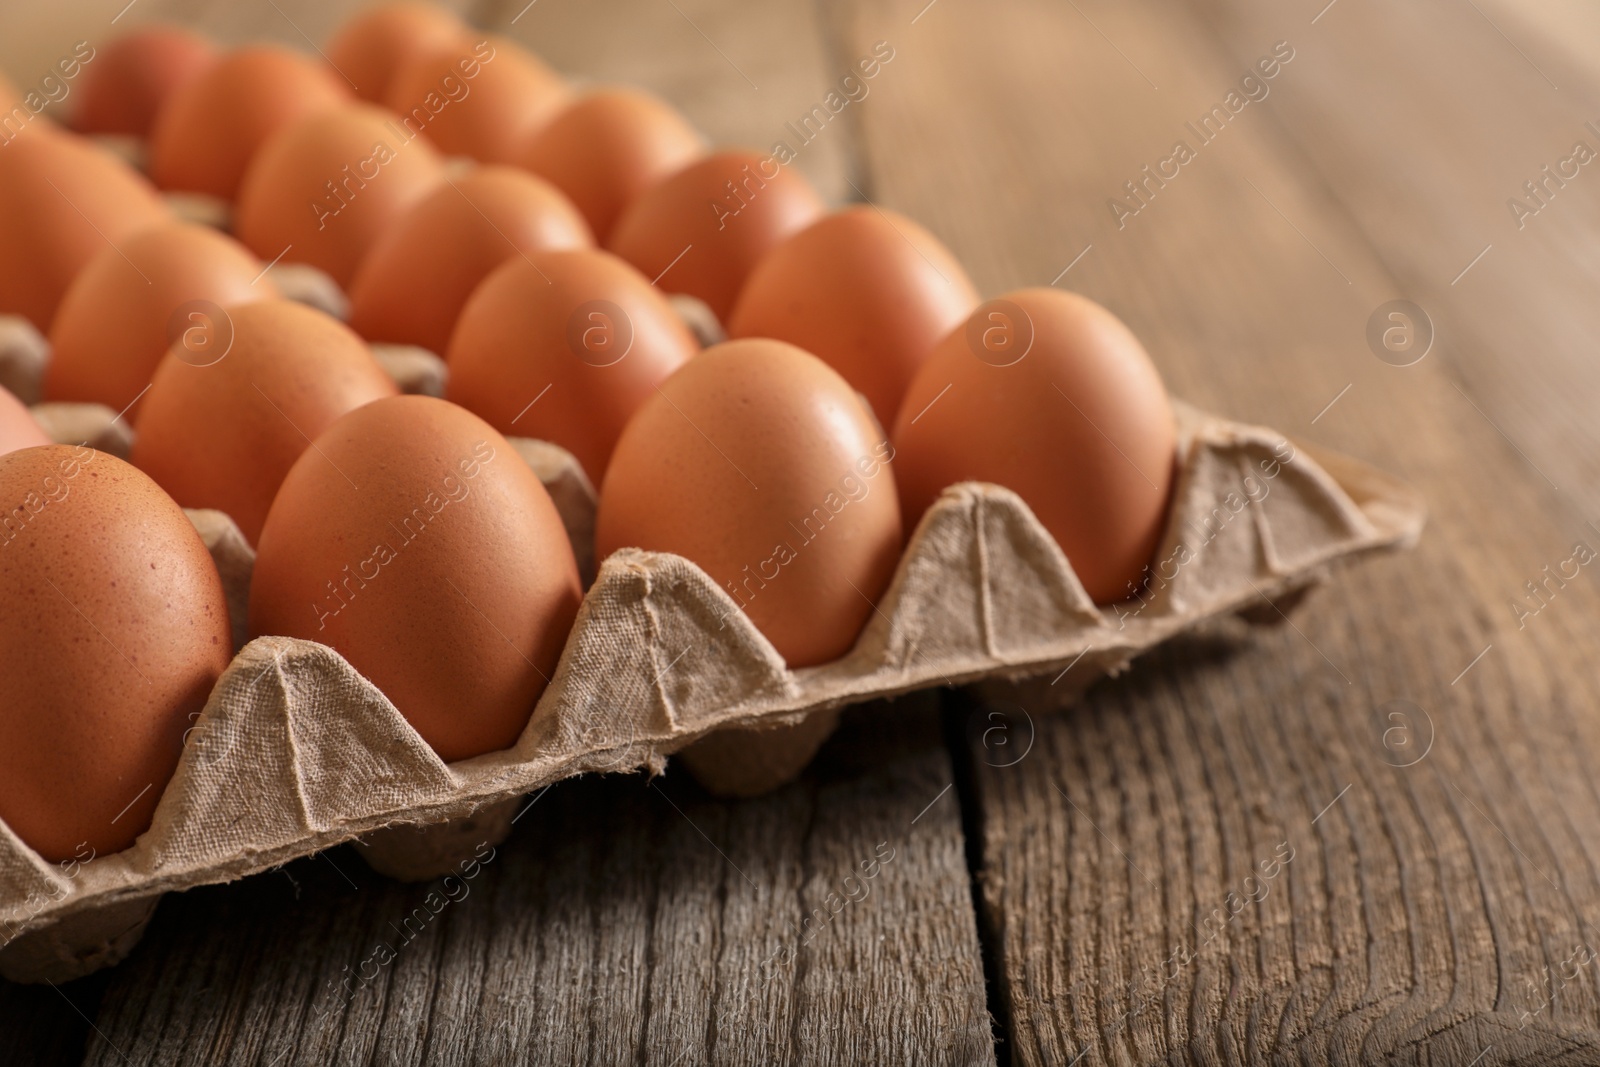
(5, 0, 1600, 1062)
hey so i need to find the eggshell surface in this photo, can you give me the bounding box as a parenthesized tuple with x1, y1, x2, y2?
(148, 45, 350, 199)
(45, 222, 273, 415)
(73, 27, 217, 136)
(326, 2, 467, 103)
(0, 132, 170, 330)
(249, 396, 583, 762)
(520, 87, 703, 244)
(0, 445, 232, 862)
(608, 150, 824, 321)
(385, 37, 566, 163)
(131, 300, 399, 545)
(347, 165, 592, 355)
(891, 288, 1176, 604)
(597, 339, 902, 667)
(236, 103, 444, 288)
(729, 206, 979, 425)
(446, 249, 696, 482)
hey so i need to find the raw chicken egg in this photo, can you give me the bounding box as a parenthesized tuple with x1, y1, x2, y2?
(73, 26, 217, 137)
(235, 102, 444, 287)
(0, 131, 169, 330)
(891, 288, 1176, 604)
(385, 36, 566, 164)
(45, 222, 275, 416)
(249, 395, 583, 762)
(347, 164, 592, 355)
(446, 248, 697, 481)
(131, 300, 399, 545)
(0, 385, 48, 455)
(326, 2, 467, 103)
(148, 45, 350, 199)
(520, 87, 704, 244)
(729, 206, 978, 426)
(0, 444, 232, 861)
(597, 339, 902, 667)
(608, 150, 824, 321)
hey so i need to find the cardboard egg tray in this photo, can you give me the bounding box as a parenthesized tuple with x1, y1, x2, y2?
(0, 314, 1424, 982)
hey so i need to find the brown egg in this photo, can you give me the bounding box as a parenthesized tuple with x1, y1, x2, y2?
(0, 444, 232, 861)
(0, 131, 170, 331)
(728, 207, 978, 426)
(249, 396, 582, 761)
(597, 339, 901, 667)
(235, 103, 444, 287)
(45, 223, 275, 416)
(73, 26, 217, 137)
(131, 300, 399, 545)
(892, 288, 1176, 603)
(446, 249, 696, 481)
(386, 36, 567, 164)
(347, 165, 592, 354)
(326, 2, 467, 103)
(608, 150, 824, 322)
(148, 45, 350, 199)
(520, 87, 704, 244)
(0, 385, 48, 455)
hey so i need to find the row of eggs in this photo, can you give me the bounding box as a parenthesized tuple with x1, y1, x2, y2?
(0, 4, 1175, 866)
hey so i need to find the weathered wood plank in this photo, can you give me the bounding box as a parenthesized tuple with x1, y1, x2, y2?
(3, 0, 991, 1061)
(82, 697, 994, 1065)
(829, 0, 1600, 1062)
(491, 0, 853, 204)
(1187, 0, 1600, 510)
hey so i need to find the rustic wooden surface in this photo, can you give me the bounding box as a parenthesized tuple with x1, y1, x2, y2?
(4, 0, 1600, 1063)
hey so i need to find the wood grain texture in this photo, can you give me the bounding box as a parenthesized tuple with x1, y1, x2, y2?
(6, 0, 1600, 1062)
(81, 697, 994, 1066)
(826, 0, 1600, 1062)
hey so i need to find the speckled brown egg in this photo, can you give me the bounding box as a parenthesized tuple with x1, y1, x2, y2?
(73, 26, 217, 137)
(728, 206, 979, 426)
(446, 248, 696, 482)
(0, 131, 170, 330)
(892, 288, 1176, 604)
(249, 396, 582, 762)
(347, 165, 592, 355)
(45, 222, 274, 416)
(596, 339, 902, 667)
(519, 87, 704, 244)
(148, 45, 350, 199)
(385, 36, 567, 164)
(0, 385, 48, 456)
(235, 102, 444, 288)
(0, 444, 232, 862)
(608, 150, 825, 321)
(131, 300, 399, 545)
(326, 2, 467, 103)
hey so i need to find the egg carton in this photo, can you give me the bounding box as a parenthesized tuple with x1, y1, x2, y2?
(0, 314, 1423, 982)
